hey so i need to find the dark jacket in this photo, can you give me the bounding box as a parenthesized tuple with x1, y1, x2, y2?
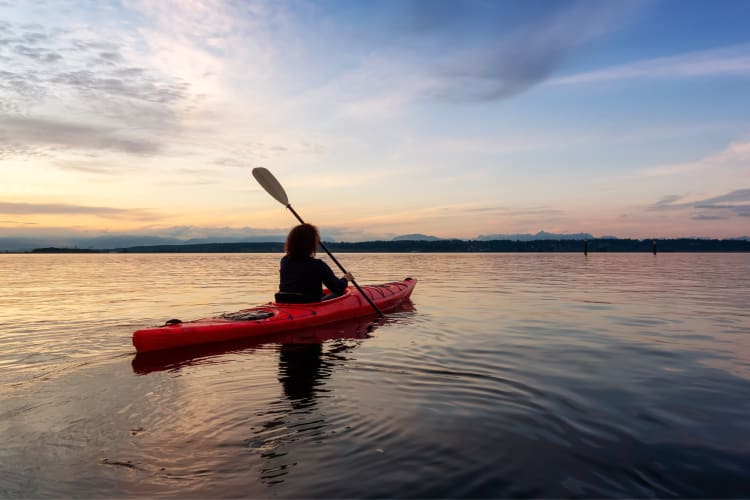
(279, 255, 348, 301)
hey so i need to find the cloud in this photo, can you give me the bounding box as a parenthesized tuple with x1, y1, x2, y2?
(51, 158, 132, 174)
(13, 43, 62, 62)
(648, 189, 750, 219)
(210, 140, 316, 168)
(49, 69, 188, 104)
(651, 194, 685, 210)
(392, 0, 471, 34)
(463, 205, 564, 217)
(0, 219, 38, 225)
(641, 140, 750, 178)
(698, 188, 750, 205)
(691, 214, 729, 221)
(0, 18, 193, 161)
(0, 69, 47, 111)
(551, 43, 750, 85)
(91, 50, 125, 66)
(292, 0, 644, 118)
(430, 1, 642, 101)
(0, 114, 161, 155)
(0, 202, 157, 220)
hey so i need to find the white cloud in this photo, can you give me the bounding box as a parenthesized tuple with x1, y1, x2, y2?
(641, 139, 750, 177)
(551, 43, 750, 85)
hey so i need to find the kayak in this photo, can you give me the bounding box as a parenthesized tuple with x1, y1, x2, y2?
(132, 277, 416, 353)
(131, 307, 415, 374)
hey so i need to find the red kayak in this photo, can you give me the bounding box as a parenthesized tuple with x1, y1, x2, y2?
(132, 278, 416, 353)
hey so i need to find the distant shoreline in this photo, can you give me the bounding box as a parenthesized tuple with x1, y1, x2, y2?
(16, 238, 750, 253)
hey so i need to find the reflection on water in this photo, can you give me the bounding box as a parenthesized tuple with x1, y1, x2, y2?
(132, 311, 408, 490)
(258, 336, 363, 487)
(279, 343, 324, 403)
(1, 253, 750, 497)
(259, 343, 324, 485)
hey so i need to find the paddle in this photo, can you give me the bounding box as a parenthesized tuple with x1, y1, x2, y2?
(251, 167, 384, 317)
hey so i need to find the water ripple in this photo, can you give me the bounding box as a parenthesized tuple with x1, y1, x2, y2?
(2, 253, 750, 497)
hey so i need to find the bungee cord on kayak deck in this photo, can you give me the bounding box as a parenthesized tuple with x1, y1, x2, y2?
(219, 310, 275, 321)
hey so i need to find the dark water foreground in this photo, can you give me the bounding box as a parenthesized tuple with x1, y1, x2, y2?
(1, 253, 749, 498)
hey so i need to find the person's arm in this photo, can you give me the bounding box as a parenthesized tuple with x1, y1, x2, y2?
(318, 260, 349, 295)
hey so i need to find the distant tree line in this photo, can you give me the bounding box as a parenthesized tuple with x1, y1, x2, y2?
(326, 238, 750, 253)
(30, 238, 750, 253)
(31, 247, 100, 253)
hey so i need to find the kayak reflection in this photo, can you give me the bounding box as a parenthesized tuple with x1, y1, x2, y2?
(131, 302, 415, 490)
(131, 301, 415, 375)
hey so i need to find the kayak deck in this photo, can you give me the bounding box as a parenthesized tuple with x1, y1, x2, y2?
(132, 278, 416, 353)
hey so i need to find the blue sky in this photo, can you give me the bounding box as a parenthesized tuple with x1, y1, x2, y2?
(0, 0, 749, 246)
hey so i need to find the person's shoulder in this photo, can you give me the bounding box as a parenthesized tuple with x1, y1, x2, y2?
(312, 257, 332, 270)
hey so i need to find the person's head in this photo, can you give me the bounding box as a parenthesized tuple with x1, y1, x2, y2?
(285, 223, 319, 258)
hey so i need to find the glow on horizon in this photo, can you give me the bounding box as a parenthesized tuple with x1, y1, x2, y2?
(1, 0, 749, 245)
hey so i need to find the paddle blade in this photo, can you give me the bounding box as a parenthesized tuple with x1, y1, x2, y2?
(252, 167, 289, 206)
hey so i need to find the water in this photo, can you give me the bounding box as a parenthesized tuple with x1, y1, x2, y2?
(1, 253, 749, 498)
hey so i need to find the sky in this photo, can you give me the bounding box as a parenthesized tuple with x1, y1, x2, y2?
(1, 0, 749, 245)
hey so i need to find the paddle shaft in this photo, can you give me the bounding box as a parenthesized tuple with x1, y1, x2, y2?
(285, 204, 383, 317)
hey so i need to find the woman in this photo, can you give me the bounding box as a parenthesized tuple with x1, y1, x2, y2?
(276, 223, 354, 303)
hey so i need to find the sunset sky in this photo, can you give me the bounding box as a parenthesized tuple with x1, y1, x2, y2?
(1, 0, 749, 245)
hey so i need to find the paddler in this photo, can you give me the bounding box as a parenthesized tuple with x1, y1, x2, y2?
(276, 223, 354, 303)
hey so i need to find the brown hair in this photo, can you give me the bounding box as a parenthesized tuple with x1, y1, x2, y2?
(285, 223, 319, 258)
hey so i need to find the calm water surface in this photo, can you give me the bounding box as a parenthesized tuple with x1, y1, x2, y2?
(1, 253, 749, 498)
